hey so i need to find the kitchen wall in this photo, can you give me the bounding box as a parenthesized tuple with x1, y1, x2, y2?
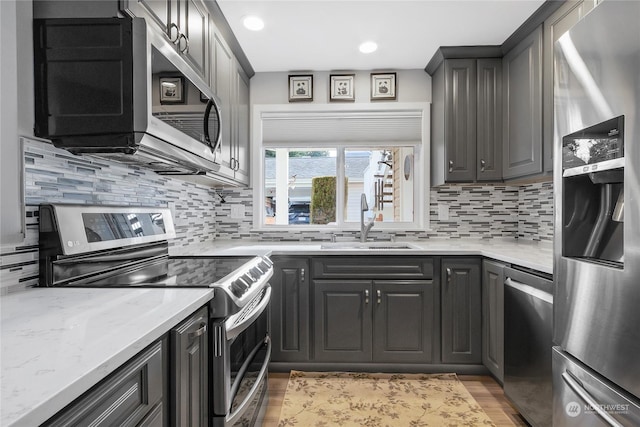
(215, 182, 553, 242)
(0, 138, 219, 295)
(0, 139, 553, 295)
(251, 70, 431, 105)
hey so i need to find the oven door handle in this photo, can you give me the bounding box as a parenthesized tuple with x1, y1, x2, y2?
(226, 336, 272, 425)
(225, 285, 271, 340)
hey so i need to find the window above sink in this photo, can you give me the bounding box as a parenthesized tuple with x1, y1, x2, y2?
(252, 103, 430, 232)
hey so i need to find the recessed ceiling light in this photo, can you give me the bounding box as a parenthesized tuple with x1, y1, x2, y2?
(243, 15, 265, 31)
(359, 41, 378, 54)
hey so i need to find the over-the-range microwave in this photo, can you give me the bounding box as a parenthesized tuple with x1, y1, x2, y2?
(33, 17, 226, 183)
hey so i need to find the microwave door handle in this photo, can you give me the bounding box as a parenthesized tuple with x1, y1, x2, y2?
(204, 99, 222, 153)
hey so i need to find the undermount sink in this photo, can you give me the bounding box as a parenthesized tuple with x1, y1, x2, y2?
(320, 242, 419, 250)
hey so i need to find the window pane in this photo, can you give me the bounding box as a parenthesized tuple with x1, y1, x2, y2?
(264, 148, 336, 226)
(345, 148, 414, 223)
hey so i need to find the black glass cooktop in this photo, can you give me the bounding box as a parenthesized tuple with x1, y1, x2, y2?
(64, 256, 256, 288)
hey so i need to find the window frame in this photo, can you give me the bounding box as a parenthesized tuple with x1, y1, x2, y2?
(251, 103, 431, 232)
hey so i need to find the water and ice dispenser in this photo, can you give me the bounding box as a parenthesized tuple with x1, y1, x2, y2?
(562, 116, 624, 266)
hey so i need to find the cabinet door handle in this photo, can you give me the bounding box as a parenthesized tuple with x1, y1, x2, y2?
(377, 289, 381, 304)
(300, 268, 305, 282)
(189, 322, 207, 340)
(365, 289, 369, 304)
(448, 160, 454, 173)
(178, 34, 189, 53)
(480, 159, 486, 172)
(446, 268, 452, 285)
(169, 23, 180, 43)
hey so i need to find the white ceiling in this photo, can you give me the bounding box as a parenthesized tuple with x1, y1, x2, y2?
(216, 0, 546, 73)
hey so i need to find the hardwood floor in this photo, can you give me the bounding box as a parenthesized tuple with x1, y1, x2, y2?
(263, 372, 528, 427)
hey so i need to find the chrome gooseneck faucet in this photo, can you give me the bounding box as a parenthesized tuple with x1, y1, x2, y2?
(360, 193, 375, 243)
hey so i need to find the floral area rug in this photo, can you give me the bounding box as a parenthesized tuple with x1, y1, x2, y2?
(277, 371, 496, 427)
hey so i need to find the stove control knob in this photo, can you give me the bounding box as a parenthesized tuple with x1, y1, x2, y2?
(230, 280, 245, 297)
(250, 267, 262, 279)
(258, 261, 271, 272)
(242, 273, 256, 284)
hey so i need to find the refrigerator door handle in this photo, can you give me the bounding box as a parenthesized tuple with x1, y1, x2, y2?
(562, 371, 624, 427)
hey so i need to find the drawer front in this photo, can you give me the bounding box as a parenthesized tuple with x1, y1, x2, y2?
(312, 257, 433, 280)
(45, 339, 165, 427)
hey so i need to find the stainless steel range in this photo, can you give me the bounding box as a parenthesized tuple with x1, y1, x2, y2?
(38, 204, 273, 427)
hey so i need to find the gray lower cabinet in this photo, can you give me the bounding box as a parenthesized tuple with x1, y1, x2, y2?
(170, 307, 208, 427)
(311, 256, 436, 364)
(482, 259, 506, 383)
(313, 280, 435, 363)
(373, 280, 436, 363)
(502, 25, 543, 179)
(43, 339, 167, 426)
(441, 258, 482, 364)
(313, 280, 373, 363)
(270, 257, 310, 362)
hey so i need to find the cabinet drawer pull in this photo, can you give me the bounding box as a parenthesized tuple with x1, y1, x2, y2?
(189, 322, 207, 339)
(446, 268, 452, 284)
(365, 289, 370, 304)
(377, 289, 381, 304)
(169, 23, 180, 43)
(480, 159, 486, 172)
(448, 160, 454, 173)
(178, 34, 189, 53)
(300, 268, 305, 282)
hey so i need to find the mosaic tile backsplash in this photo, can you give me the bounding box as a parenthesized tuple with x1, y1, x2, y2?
(215, 184, 552, 242)
(0, 137, 553, 294)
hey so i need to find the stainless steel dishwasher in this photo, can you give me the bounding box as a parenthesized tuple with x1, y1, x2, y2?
(503, 266, 554, 427)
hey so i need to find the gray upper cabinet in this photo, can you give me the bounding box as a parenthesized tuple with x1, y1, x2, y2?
(502, 25, 543, 179)
(171, 307, 208, 427)
(476, 59, 503, 181)
(543, 0, 598, 173)
(212, 31, 234, 173)
(441, 258, 482, 364)
(233, 63, 250, 185)
(211, 27, 251, 186)
(430, 53, 503, 185)
(179, 0, 208, 78)
(121, 0, 209, 79)
(482, 259, 506, 383)
(444, 59, 477, 182)
(270, 257, 310, 362)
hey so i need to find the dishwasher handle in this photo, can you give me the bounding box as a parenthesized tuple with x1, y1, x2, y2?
(505, 277, 553, 304)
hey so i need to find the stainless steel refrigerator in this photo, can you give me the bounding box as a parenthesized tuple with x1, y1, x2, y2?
(553, 0, 640, 425)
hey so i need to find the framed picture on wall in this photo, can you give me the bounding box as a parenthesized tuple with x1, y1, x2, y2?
(329, 74, 355, 102)
(370, 73, 396, 100)
(288, 74, 313, 102)
(159, 76, 185, 104)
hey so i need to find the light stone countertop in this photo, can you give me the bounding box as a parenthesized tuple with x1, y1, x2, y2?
(0, 287, 214, 427)
(170, 238, 554, 275)
(2, 238, 552, 426)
